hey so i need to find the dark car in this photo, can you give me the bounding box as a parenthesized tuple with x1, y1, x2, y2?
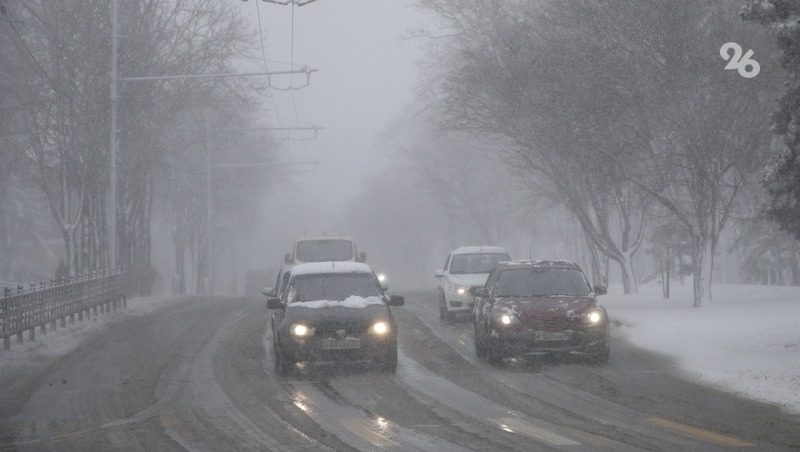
(266, 262, 404, 376)
(472, 260, 609, 365)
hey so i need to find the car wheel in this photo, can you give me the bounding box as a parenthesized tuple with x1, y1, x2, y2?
(275, 346, 292, 377)
(380, 343, 398, 373)
(446, 310, 456, 323)
(474, 322, 487, 358)
(486, 337, 504, 365)
(591, 346, 610, 365)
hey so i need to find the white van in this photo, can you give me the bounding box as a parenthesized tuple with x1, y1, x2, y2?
(285, 235, 365, 265)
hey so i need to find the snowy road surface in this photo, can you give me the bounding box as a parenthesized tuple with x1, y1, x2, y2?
(1, 292, 799, 451)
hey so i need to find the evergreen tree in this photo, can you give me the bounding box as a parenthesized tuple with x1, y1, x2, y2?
(743, 1, 800, 241)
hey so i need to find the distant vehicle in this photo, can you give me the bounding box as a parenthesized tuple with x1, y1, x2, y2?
(245, 269, 273, 296)
(472, 260, 609, 365)
(285, 235, 365, 265)
(265, 262, 404, 375)
(435, 246, 510, 322)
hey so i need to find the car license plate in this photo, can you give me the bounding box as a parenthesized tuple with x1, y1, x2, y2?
(534, 331, 569, 341)
(321, 338, 361, 350)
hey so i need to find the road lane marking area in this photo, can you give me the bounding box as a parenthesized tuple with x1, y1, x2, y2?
(648, 417, 753, 448)
(288, 382, 469, 452)
(340, 418, 399, 448)
(397, 349, 584, 448)
(492, 417, 581, 446)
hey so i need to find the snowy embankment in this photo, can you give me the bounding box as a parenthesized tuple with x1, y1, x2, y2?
(0, 294, 181, 380)
(604, 282, 800, 414)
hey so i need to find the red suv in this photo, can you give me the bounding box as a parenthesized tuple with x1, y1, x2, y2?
(472, 260, 609, 364)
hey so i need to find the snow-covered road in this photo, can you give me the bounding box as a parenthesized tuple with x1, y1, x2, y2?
(1, 292, 798, 451)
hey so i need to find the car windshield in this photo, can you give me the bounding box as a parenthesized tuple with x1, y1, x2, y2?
(288, 273, 380, 303)
(450, 253, 510, 274)
(296, 239, 354, 262)
(495, 268, 591, 297)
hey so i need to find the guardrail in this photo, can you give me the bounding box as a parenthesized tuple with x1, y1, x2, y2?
(0, 270, 126, 351)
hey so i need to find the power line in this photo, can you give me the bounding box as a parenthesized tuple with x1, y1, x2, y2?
(250, 0, 322, 134)
(249, 0, 321, 6)
(254, 0, 284, 127)
(290, 0, 298, 119)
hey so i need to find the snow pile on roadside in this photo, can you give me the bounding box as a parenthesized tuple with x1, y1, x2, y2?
(291, 296, 385, 309)
(603, 282, 800, 414)
(0, 293, 181, 379)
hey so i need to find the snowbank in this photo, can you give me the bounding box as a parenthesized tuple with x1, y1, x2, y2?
(291, 295, 385, 309)
(603, 282, 800, 414)
(0, 293, 181, 380)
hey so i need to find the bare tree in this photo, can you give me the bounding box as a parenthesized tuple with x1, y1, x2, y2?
(418, 0, 780, 304)
(1, 0, 270, 293)
(390, 107, 526, 246)
(417, 0, 648, 293)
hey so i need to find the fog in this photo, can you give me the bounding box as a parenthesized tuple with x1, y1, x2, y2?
(218, 0, 432, 290)
(2, 0, 800, 298)
(4, 2, 800, 450)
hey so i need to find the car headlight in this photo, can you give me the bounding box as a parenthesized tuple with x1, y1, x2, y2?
(377, 273, 387, 283)
(494, 312, 519, 326)
(585, 309, 605, 325)
(290, 323, 313, 337)
(456, 287, 468, 296)
(370, 321, 390, 335)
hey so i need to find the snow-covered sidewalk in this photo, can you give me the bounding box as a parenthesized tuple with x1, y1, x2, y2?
(0, 293, 184, 380)
(604, 282, 800, 414)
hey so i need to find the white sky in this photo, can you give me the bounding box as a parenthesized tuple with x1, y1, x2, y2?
(237, 0, 429, 240)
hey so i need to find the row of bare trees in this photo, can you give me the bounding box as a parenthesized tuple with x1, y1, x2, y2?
(415, 0, 785, 305)
(0, 0, 281, 294)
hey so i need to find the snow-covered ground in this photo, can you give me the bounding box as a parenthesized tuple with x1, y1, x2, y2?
(0, 294, 183, 380)
(604, 282, 800, 414)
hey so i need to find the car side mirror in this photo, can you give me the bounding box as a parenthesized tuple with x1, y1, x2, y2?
(357, 251, 367, 262)
(284, 254, 292, 264)
(472, 287, 488, 297)
(594, 285, 607, 296)
(266, 298, 283, 309)
(262, 287, 275, 297)
(388, 295, 404, 306)
(434, 269, 444, 278)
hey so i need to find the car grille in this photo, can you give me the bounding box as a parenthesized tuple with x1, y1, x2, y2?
(313, 322, 368, 336)
(523, 316, 581, 332)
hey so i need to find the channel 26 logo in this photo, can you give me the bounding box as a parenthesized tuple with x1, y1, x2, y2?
(720, 42, 760, 79)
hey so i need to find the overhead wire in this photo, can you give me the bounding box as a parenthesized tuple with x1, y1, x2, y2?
(254, 0, 284, 128)
(289, 0, 299, 120)
(254, 0, 320, 140)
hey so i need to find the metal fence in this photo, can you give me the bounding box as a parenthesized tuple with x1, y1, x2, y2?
(0, 270, 127, 350)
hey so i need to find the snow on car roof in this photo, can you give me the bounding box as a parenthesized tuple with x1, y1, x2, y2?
(290, 261, 372, 276)
(296, 235, 353, 241)
(498, 259, 579, 268)
(291, 295, 385, 309)
(452, 246, 507, 255)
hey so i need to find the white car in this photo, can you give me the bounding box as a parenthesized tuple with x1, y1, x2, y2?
(435, 246, 510, 322)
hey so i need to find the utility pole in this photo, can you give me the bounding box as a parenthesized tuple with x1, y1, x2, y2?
(109, 63, 316, 294)
(109, 0, 118, 271)
(108, 3, 320, 293)
(205, 115, 213, 294)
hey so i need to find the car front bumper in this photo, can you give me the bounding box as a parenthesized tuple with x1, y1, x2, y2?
(490, 327, 608, 357)
(282, 334, 395, 364)
(445, 287, 480, 312)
